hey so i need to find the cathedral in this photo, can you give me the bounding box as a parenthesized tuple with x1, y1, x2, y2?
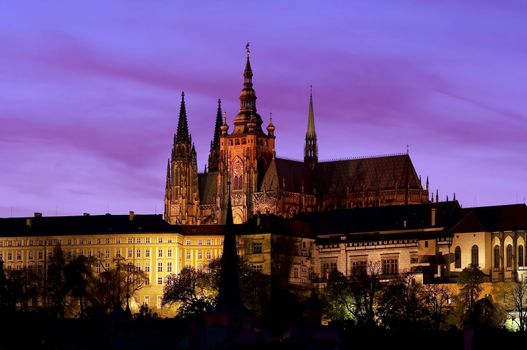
(164, 48, 430, 225)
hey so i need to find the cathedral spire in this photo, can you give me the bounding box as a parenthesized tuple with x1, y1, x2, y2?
(176, 92, 190, 144)
(213, 98, 223, 148)
(304, 86, 318, 168)
(207, 98, 223, 172)
(217, 183, 242, 308)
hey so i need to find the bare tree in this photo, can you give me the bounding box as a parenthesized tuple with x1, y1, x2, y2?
(421, 283, 451, 329)
(512, 281, 527, 331)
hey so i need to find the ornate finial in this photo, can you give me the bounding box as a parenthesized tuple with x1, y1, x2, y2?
(269, 112, 273, 123)
(406, 144, 409, 154)
(223, 111, 227, 124)
(246, 42, 250, 57)
(310, 85, 312, 96)
(182, 91, 185, 97)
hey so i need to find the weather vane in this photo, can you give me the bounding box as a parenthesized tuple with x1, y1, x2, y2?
(246, 42, 250, 56)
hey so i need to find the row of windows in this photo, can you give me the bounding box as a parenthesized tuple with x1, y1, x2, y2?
(184, 239, 220, 246)
(0, 248, 177, 261)
(0, 237, 177, 247)
(185, 250, 213, 260)
(225, 138, 269, 146)
(454, 244, 526, 269)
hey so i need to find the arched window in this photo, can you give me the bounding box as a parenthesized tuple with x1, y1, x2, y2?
(471, 245, 479, 267)
(519, 245, 524, 268)
(506, 244, 513, 268)
(455, 246, 461, 268)
(494, 245, 500, 269)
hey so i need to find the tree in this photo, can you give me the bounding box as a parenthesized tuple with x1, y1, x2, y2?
(324, 261, 382, 327)
(64, 255, 95, 318)
(512, 281, 527, 331)
(421, 283, 452, 330)
(377, 275, 431, 330)
(0, 260, 14, 314)
(86, 257, 148, 317)
(162, 266, 216, 318)
(46, 244, 67, 318)
(458, 265, 485, 316)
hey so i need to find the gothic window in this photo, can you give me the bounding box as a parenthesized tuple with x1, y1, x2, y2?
(455, 246, 461, 268)
(494, 245, 500, 269)
(507, 244, 513, 268)
(519, 245, 524, 267)
(471, 245, 479, 267)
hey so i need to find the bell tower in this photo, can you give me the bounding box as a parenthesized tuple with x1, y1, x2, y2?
(217, 44, 275, 224)
(164, 92, 200, 224)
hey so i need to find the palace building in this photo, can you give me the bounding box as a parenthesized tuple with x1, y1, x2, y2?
(164, 48, 430, 225)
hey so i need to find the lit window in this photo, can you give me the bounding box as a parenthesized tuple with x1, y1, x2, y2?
(167, 249, 172, 258)
(29, 251, 34, 260)
(293, 267, 299, 278)
(167, 262, 172, 273)
(128, 238, 133, 244)
(252, 242, 262, 254)
(128, 249, 132, 258)
(158, 262, 163, 272)
(145, 249, 150, 258)
(455, 246, 461, 268)
(186, 240, 191, 245)
(157, 277, 163, 285)
(106, 250, 110, 259)
(144, 264, 150, 272)
(494, 245, 500, 269)
(158, 249, 163, 257)
(136, 249, 141, 258)
(186, 251, 191, 259)
(116, 238, 120, 244)
(382, 258, 398, 275)
(144, 296, 150, 306)
(136, 238, 141, 244)
(16, 251, 22, 260)
(519, 245, 524, 267)
(206, 251, 211, 259)
(106, 238, 110, 244)
(168, 238, 173, 243)
(146, 237, 151, 244)
(507, 244, 513, 268)
(158, 237, 163, 244)
(198, 240, 203, 246)
(198, 251, 202, 259)
(38, 251, 43, 260)
(206, 240, 211, 246)
(97, 239, 101, 245)
(471, 245, 479, 267)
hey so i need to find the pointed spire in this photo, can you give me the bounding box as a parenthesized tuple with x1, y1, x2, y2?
(453, 192, 456, 201)
(426, 176, 429, 191)
(166, 159, 171, 188)
(239, 43, 257, 114)
(436, 189, 439, 203)
(304, 85, 318, 168)
(212, 98, 223, 148)
(176, 92, 190, 144)
(266, 112, 275, 136)
(217, 182, 242, 308)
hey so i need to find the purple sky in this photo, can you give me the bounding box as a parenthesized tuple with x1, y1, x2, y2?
(1, 1, 526, 217)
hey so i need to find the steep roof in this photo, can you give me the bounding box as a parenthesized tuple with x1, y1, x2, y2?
(0, 214, 175, 237)
(295, 201, 461, 235)
(259, 158, 315, 194)
(198, 171, 218, 204)
(463, 204, 527, 232)
(313, 154, 422, 195)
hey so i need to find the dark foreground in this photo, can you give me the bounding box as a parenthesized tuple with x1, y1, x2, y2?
(0, 316, 526, 350)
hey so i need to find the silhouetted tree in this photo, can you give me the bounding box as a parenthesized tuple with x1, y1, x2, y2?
(377, 275, 430, 330)
(0, 260, 13, 315)
(46, 244, 67, 318)
(467, 295, 506, 329)
(162, 266, 216, 318)
(86, 257, 148, 317)
(421, 283, 452, 329)
(324, 262, 382, 327)
(458, 265, 485, 316)
(512, 281, 527, 331)
(64, 255, 95, 318)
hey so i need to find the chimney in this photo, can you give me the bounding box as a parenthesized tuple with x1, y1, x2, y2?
(34, 212, 42, 218)
(26, 218, 32, 228)
(83, 213, 90, 216)
(431, 207, 437, 227)
(129, 211, 135, 221)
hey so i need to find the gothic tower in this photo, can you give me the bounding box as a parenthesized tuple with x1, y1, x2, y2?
(164, 92, 200, 225)
(217, 45, 276, 224)
(207, 99, 223, 172)
(304, 87, 318, 169)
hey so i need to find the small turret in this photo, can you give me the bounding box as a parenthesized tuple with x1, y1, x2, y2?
(266, 113, 275, 136)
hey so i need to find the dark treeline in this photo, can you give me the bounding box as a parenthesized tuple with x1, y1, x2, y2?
(0, 244, 148, 319)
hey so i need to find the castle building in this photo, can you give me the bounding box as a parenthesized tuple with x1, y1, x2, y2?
(164, 48, 430, 225)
